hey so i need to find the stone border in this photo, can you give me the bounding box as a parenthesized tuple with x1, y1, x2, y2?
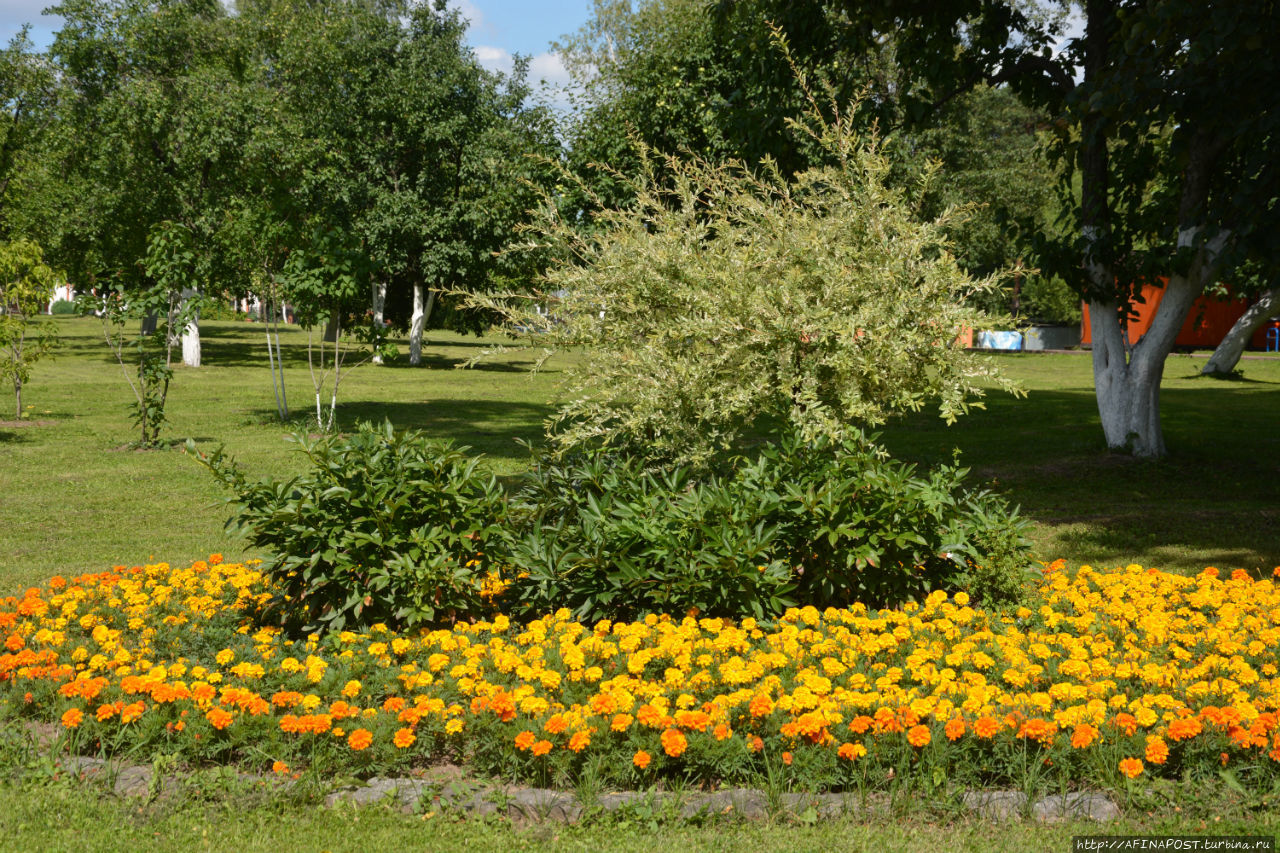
(48, 754, 1121, 824)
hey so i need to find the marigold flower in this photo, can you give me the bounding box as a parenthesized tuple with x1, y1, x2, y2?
(514, 730, 537, 751)
(544, 714, 568, 735)
(1145, 735, 1168, 765)
(393, 728, 416, 749)
(973, 717, 1000, 738)
(96, 703, 116, 722)
(206, 708, 233, 730)
(661, 727, 687, 758)
(633, 750, 651, 769)
(907, 724, 931, 747)
(749, 694, 773, 718)
(60, 708, 83, 728)
(532, 739, 552, 757)
(1118, 757, 1143, 779)
(944, 718, 965, 741)
(713, 723, 732, 741)
(272, 761, 289, 774)
(781, 751, 793, 765)
(1071, 724, 1099, 749)
(749, 735, 764, 752)
(568, 730, 591, 752)
(1167, 717, 1203, 741)
(347, 728, 373, 750)
(837, 742, 866, 760)
(611, 714, 633, 732)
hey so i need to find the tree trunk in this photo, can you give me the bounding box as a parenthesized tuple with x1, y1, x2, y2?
(409, 285, 436, 366)
(181, 288, 201, 368)
(323, 309, 340, 343)
(13, 376, 20, 420)
(371, 280, 387, 365)
(1201, 286, 1280, 376)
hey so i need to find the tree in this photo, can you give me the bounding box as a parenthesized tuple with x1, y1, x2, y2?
(40, 0, 263, 367)
(0, 240, 59, 418)
(471, 102, 1019, 467)
(0, 30, 60, 238)
(1042, 0, 1280, 455)
(1200, 285, 1280, 377)
(245, 0, 559, 369)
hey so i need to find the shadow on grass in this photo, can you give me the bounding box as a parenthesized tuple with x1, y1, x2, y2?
(881, 385, 1280, 570)
(246, 398, 555, 464)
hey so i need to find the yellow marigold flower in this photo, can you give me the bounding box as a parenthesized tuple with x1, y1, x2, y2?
(444, 719, 463, 735)
(215, 649, 234, 666)
(341, 680, 361, 699)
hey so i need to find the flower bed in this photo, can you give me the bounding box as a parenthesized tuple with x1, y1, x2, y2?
(3, 557, 1280, 795)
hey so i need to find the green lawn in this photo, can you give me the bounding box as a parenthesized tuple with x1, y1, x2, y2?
(2, 315, 1278, 592)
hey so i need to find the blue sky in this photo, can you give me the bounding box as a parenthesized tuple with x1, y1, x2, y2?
(0, 0, 593, 92)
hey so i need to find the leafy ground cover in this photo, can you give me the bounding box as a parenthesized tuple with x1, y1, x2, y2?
(2, 317, 1278, 592)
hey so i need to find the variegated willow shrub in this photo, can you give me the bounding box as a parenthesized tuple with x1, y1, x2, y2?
(193, 422, 1032, 634)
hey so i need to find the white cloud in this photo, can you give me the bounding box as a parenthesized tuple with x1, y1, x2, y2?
(528, 51, 571, 89)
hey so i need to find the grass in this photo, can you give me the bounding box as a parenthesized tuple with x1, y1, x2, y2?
(1, 315, 1278, 592)
(1, 777, 1277, 853)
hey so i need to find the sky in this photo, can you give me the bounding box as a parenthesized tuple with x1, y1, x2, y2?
(0, 0, 592, 98)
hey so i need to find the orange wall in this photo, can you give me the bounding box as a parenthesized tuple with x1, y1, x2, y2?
(1081, 283, 1272, 349)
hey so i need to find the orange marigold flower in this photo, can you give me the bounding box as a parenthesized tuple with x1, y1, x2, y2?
(206, 708, 233, 730)
(347, 728, 373, 750)
(633, 750, 651, 769)
(1221, 752, 1230, 767)
(782, 751, 793, 765)
(1167, 717, 1203, 741)
(514, 730, 538, 751)
(208, 554, 223, 565)
(60, 708, 83, 728)
(974, 717, 1000, 739)
(1071, 724, 1099, 749)
(1113, 713, 1139, 736)
(907, 725, 931, 748)
(568, 731, 591, 752)
(544, 714, 569, 735)
(393, 728, 416, 749)
(1118, 757, 1144, 779)
(661, 727, 687, 758)
(611, 714, 633, 732)
(944, 718, 965, 741)
(837, 742, 867, 760)
(272, 761, 289, 774)
(847, 715, 874, 735)
(749, 694, 774, 718)
(532, 739, 553, 757)
(120, 702, 145, 724)
(1231, 569, 1250, 581)
(96, 704, 116, 722)
(382, 697, 406, 713)
(1145, 736, 1169, 765)
(749, 735, 764, 752)
(713, 723, 732, 741)
(1202, 567, 1218, 577)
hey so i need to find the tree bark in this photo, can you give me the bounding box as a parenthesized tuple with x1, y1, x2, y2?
(371, 280, 387, 365)
(408, 285, 436, 366)
(180, 288, 201, 368)
(323, 309, 340, 343)
(1201, 286, 1280, 376)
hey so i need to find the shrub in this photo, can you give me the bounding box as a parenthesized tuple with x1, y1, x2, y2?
(507, 450, 798, 622)
(507, 432, 1034, 622)
(50, 299, 79, 315)
(189, 421, 512, 634)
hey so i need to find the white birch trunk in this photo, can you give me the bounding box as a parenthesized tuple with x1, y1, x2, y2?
(1089, 228, 1228, 456)
(179, 287, 201, 367)
(409, 286, 436, 366)
(371, 280, 387, 365)
(1201, 286, 1280, 376)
